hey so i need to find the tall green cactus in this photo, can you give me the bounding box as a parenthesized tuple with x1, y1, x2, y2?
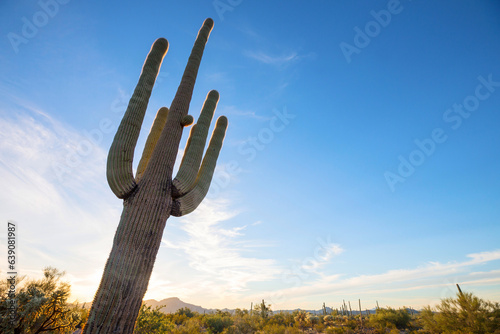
(83, 18, 227, 333)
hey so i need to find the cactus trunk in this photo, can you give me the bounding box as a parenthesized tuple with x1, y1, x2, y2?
(83, 188, 171, 333)
(83, 18, 227, 333)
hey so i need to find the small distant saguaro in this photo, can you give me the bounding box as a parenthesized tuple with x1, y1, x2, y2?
(83, 18, 228, 333)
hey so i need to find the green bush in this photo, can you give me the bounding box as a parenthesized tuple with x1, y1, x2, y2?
(134, 304, 174, 334)
(171, 317, 204, 334)
(323, 314, 334, 324)
(368, 307, 412, 330)
(419, 291, 500, 334)
(0, 267, 87, 334)
(176, 306, 196, 318)
(203, 313, 233, 334)
(293, 310, 309, 330)
(259, 323, 302, 334)
(307, 314, 320, 325)
(224, 313, 257, 334)
(324, 326, 355, 334)
(166, 308, 197, 326)
(259, 323, 286, 334)
(267, 311, 294, 327)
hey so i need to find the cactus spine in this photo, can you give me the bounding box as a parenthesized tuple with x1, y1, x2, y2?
(83, 18, 227, 333)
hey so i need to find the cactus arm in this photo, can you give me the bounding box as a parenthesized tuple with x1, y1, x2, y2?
(140, 19, 214, 186)
(181, 124, 197, 164)
(171, 116, 227, 216)
(135, 107, 169, 182)
(107, 38, 169, 198)
(172, 90, 219, 196)
(168, 18, 214, 120)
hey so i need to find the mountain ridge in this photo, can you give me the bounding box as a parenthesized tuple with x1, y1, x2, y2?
(142, 297, 420, 315)
(143, 297, 208, 314)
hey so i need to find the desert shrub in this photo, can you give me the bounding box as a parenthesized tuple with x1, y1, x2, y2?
(314, 322, 326, 332)
(170, 313, 189, 325)
(176, 306, 197, 318)
(234, 308, 249, 317)
(419, 291, 500, 334)
(284, 327, 302, 334)
(323, 314, 335, 326)
(134, 304, 174, 333)
(0, 267, 86, 334)
(344, 318, 358, 330)
(257, 323, 302, 334)
(268, 311, 294, 327)
(324, 326, 355, 334)
(368, 307, 411, 330)
(293, 310, 309, 330)
(203, 313, 233, 334)
(308, 314, 320, 325)
(166, 308, 198, 326)
(224, 313, 257, 334)
(259, 323, 286, 334)
(171, 316, 204, 334)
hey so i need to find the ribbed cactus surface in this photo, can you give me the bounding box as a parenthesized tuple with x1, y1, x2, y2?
(83, 18, 227, 333)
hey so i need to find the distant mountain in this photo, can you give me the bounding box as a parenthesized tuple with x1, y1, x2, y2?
(139, 298, 421, 316)
(144, 297, 208, 314)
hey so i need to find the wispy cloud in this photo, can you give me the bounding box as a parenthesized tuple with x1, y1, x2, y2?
(236, 25, 263, 42)
(260, 249, 500, 308)
(0, 104, 121, 301)
(203, 71, 230, 84)
(160, 198, 280, 301)
(219, 105, 271, 121)
(243, 49, 316, 67)
(244, 50, 300, 66)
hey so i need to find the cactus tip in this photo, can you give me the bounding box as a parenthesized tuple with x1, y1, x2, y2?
(158, 106, 169, 115)
(153, 37, 169, 52)
(208, 89, 220, 100)
(204, 18, 214, 29)
(217, 115, 228, 127)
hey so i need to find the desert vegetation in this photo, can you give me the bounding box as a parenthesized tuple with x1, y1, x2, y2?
(131, 292, 500, 334)
(2, 269, 499, 334)
(0, 267, 88, 334)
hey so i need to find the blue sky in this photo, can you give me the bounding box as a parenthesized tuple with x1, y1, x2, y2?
(1, 0, 499, 311)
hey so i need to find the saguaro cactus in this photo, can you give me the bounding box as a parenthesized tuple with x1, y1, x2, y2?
(83, 18, 227, 333)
